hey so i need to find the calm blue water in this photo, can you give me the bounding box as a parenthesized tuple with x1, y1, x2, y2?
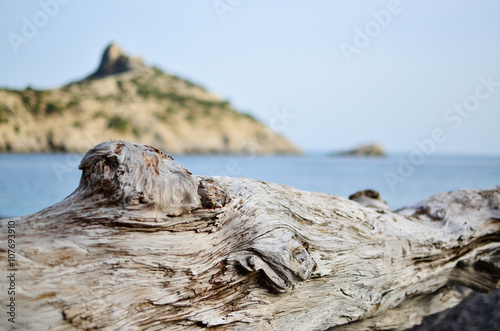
(0, 153, 499, 218)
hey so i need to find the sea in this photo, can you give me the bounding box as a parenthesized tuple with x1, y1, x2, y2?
(0, 153, 499, 218)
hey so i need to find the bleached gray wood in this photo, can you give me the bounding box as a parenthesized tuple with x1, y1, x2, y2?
(1, 140, 499, 331)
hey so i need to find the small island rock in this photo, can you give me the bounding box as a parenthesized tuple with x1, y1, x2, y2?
(331, 143, 385, 157)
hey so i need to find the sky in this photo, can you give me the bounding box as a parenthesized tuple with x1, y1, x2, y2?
(1, 0, 499, 155)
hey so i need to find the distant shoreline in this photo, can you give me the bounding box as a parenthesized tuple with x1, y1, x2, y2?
(1, 151, 499, 158)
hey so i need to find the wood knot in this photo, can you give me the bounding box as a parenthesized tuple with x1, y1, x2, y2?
(198, 179, 230, 209)
(230, 229, 316, 292)
(349, 189, 391, 211)
(78, 140, 201, 214)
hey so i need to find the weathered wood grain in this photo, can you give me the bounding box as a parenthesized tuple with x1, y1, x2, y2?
(1, 140, 499, 330)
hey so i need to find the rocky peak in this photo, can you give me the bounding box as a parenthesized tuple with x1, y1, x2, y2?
(87, 43, 145, 79)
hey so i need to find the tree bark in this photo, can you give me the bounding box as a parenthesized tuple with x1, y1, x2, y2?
(1, 140, 499, 331)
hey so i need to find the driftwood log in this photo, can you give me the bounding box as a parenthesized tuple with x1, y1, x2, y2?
(1, 140, 500, 330)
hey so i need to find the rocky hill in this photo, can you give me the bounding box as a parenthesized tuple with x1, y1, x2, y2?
(0, 43, 301, 154)
(331, 143, 385, 157)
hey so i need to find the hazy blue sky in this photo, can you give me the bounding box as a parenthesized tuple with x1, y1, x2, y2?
(1, 0, 499, 154)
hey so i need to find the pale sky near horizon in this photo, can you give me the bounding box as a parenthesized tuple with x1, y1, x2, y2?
(1, 0, 499, 155)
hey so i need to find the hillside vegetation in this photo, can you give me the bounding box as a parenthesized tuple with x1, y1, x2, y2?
(0, 43, 300, 154)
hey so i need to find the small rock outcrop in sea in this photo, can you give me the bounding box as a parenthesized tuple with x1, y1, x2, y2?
(87, 43, 146, 79)
(0, 43, 301, 154)
(331, 143, 385, 157)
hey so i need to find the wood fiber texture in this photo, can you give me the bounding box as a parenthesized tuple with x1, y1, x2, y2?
(1, 140, 499, 330)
